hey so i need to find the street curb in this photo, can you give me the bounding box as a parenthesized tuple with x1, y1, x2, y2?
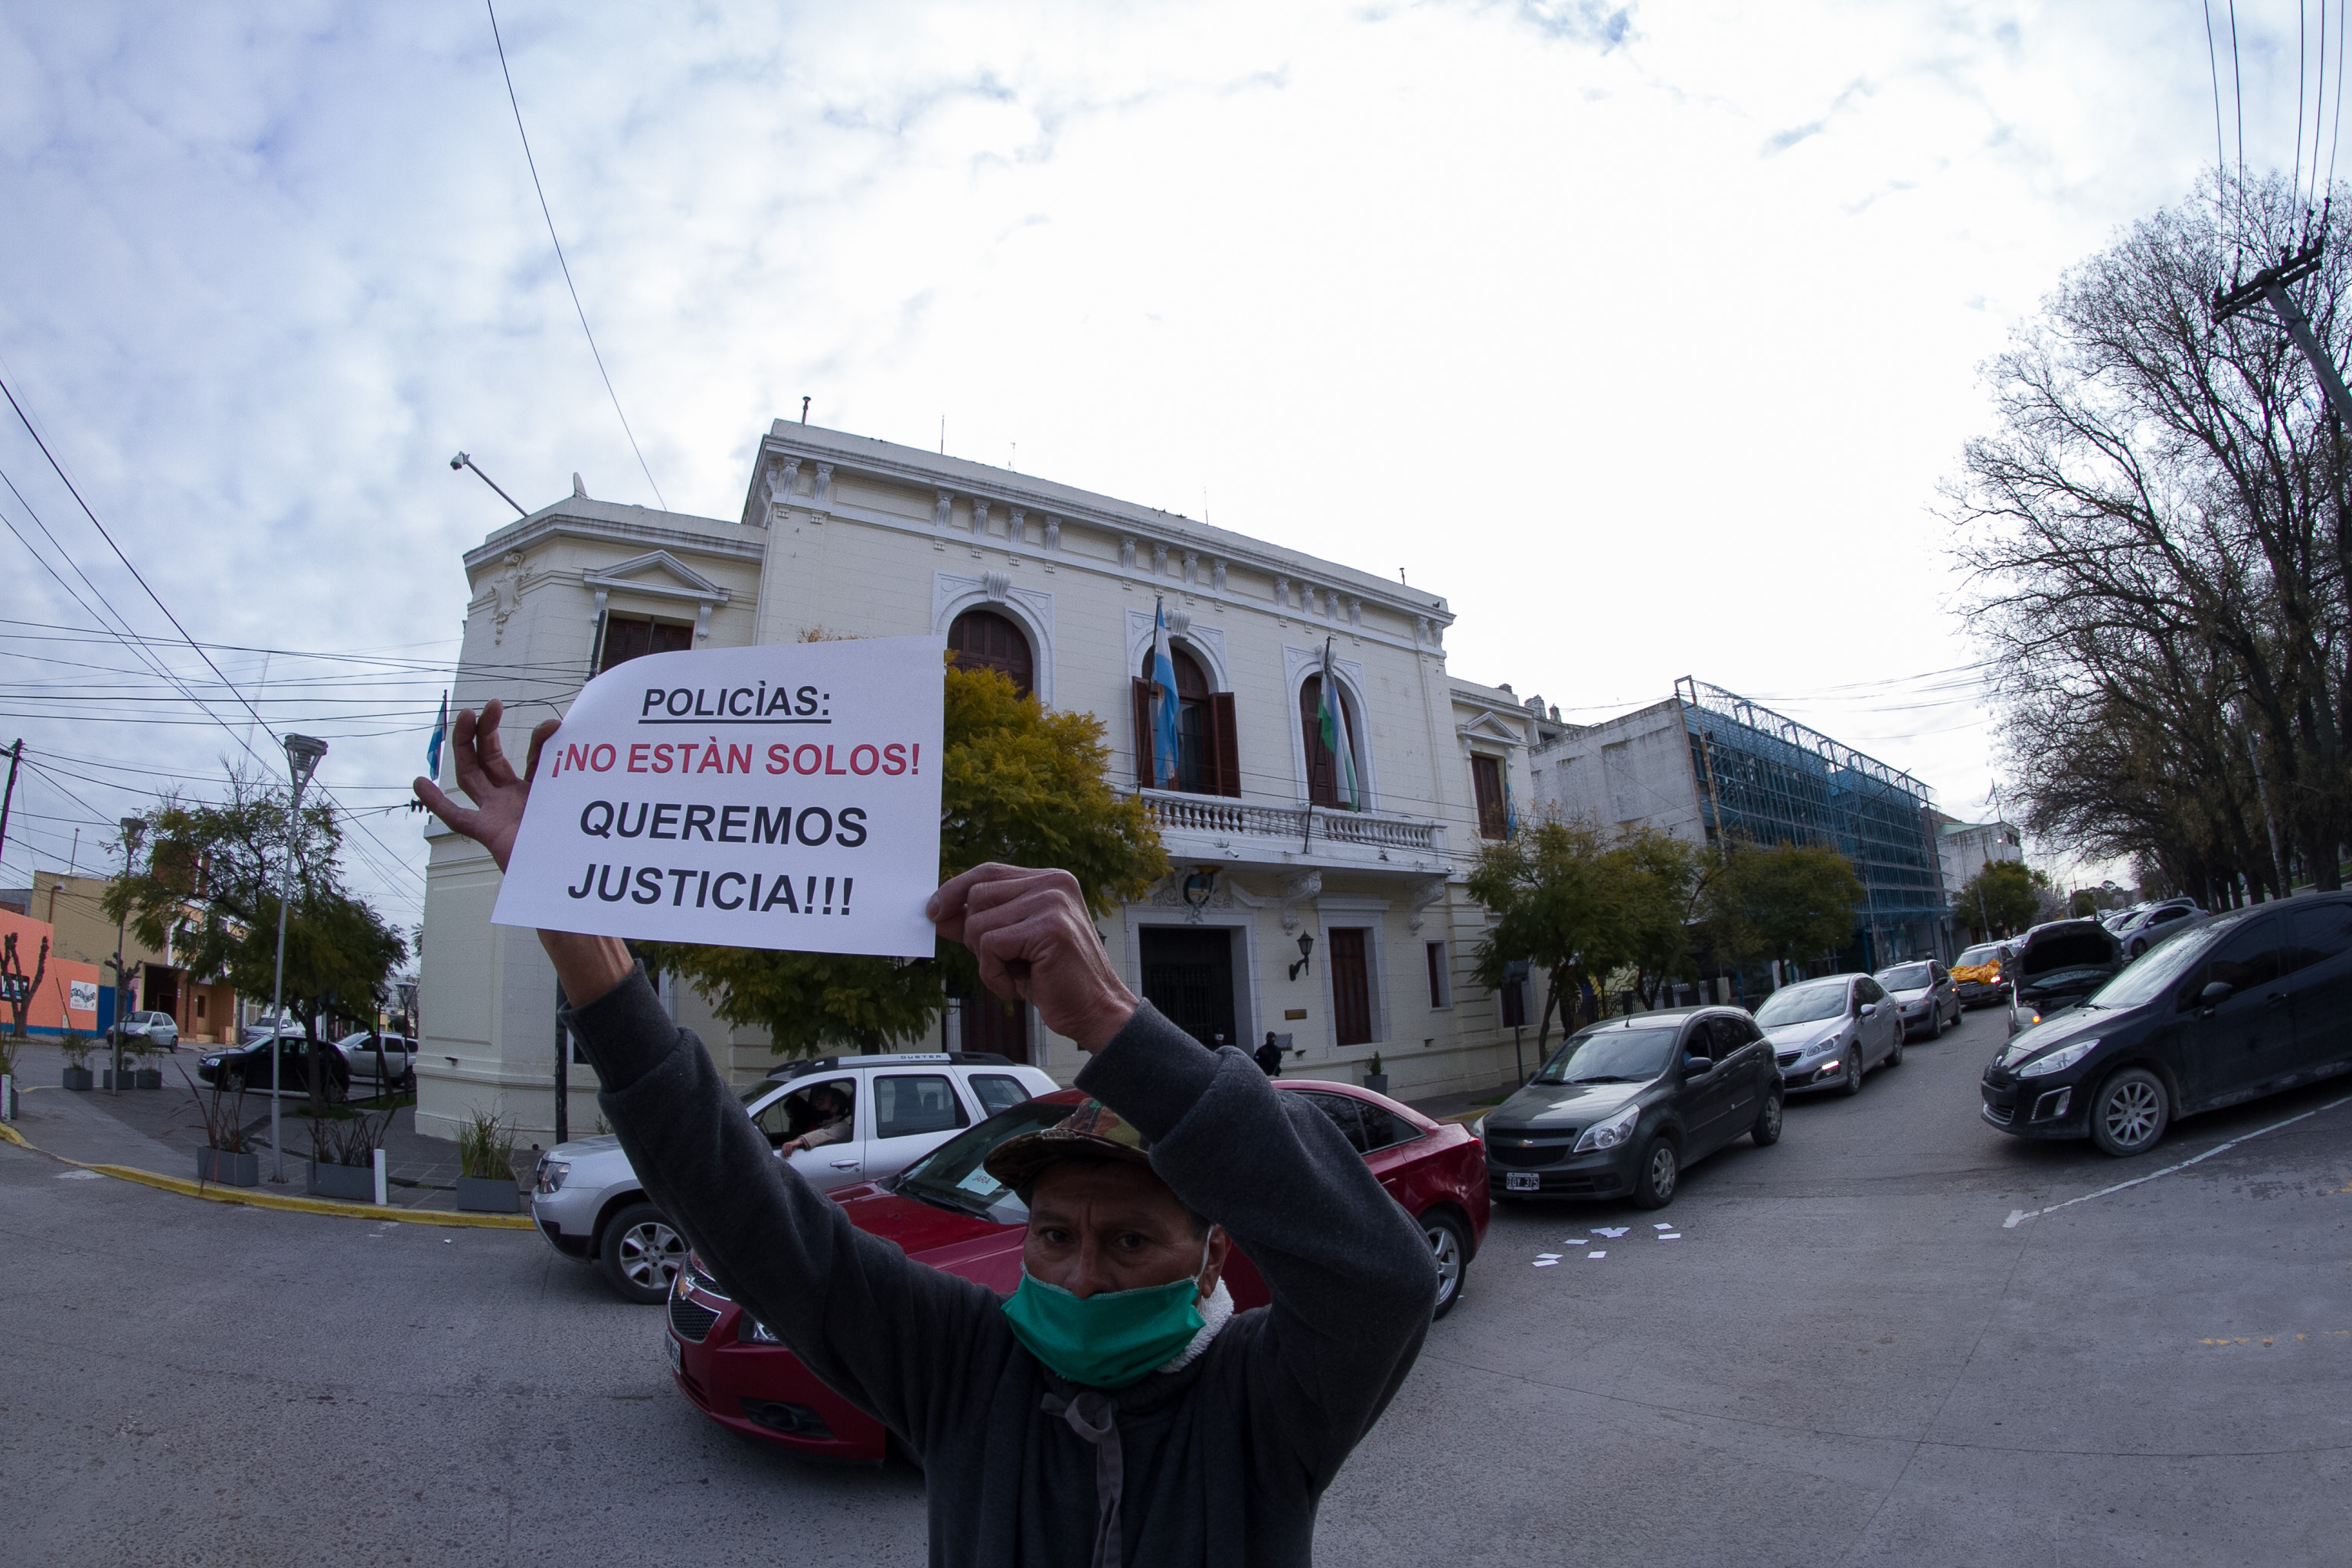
(0, 1121, 534, 1229)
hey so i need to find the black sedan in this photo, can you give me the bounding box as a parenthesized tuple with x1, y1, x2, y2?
(1983, 894, 2352, 1156)
(195, 1033, 350, 1100)
(1477, 1007, 1782, 1209)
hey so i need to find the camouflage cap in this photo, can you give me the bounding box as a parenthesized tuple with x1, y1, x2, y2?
(982, 1099, 1158, 1194)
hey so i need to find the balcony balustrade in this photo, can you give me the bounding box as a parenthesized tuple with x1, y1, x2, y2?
(1132, 788, 1446, 868)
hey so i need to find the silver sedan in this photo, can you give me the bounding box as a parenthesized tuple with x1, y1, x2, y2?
(1874, 961, 1959, 1040)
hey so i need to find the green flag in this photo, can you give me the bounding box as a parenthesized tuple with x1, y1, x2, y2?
(1318, 639, 1360, 810)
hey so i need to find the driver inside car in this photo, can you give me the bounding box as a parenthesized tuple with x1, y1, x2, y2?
(777, 1083, 853, 1156)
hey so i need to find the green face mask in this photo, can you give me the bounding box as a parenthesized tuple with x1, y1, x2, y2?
(1002, 1243, 1210, 1390)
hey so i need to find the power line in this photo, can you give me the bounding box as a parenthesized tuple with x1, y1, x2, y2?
(2231, 0, 2246, 243)
(2295, 0, 2308, 211)
(483, 0, 668, 512)
(2206, 1, 2230, 202)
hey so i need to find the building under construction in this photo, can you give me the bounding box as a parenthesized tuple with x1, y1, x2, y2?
(1524, 678, 1951, 972)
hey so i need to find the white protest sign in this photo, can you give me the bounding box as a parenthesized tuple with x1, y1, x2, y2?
(67, 980, 99, 1015)
(490, 638, 944, 957)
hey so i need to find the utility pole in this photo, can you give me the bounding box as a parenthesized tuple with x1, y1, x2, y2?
(109, 818, 143, 1096)
(267, 734, 328, 1183)
(448, 452, 528, 517)
(0, 740, 20, 871)
(2213, 239, 2352, 424)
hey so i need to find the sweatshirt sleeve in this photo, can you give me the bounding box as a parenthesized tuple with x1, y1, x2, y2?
(561, 966, 1008, 1452)
(1076, 1002, 1436, 1490)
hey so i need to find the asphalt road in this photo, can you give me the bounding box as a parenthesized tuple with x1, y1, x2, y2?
(5, 1004, 2348, 1566)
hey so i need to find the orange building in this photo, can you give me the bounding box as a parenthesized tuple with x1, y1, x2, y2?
(0, 906, 103, 1037)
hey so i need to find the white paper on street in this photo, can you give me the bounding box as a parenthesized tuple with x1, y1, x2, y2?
(490, 638, 945, 957)
(1587, 1250, 1606, 1259)
(1532, 1259, 1559, 1267)
(1536, 1253, 1561, 1260)
(1653, 1223, 1674, 1230)
(1594, 1227, 1629, 1238)
(1660, 1234, 1682, 1240)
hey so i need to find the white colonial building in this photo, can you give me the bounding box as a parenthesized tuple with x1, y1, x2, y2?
(415, 425, 1560, 1142)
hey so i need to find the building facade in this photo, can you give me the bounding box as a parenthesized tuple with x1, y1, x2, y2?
(1929, 812, 2024, 898)
(1524, 679, 1952, 971)
(415, 426, 1555, 1142)
(22, 871, 240, 1041)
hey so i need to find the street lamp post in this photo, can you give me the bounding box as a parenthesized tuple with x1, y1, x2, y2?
(267, 734, 328, 1183)
(109, 817, 145, 1096)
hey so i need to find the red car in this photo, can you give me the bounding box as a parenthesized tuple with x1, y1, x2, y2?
(664, 1080, 1488, 1462)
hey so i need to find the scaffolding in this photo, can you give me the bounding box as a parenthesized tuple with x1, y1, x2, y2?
(1674, 677, 1947, 963)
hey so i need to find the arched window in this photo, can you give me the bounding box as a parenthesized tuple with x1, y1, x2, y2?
(1131, 644, 1239, 796)
(947, 609, 1034, 696)
(1299, 675, 1363, 810)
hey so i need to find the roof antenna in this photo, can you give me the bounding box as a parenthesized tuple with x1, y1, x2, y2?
(1399, 567, 1407, 584)
(939, 415, 946, 455)
(801, 397, 810, 426)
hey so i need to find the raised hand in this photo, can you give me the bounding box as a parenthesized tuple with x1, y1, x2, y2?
(411, 701, 560, 874)
(929, 864, 1137, 1054)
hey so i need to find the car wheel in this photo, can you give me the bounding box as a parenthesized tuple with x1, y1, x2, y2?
(1886, 1027, 1904, 1068)
(600, 1202, 688, 1304)
(223, 1067, 246, 1093)
(1422, 1209, 1472, 1320)
(2087, 1067, 2168, 1158)
(1750, 1093, 1784, 1147)
(1839, 1050, 1864, 1096)
(1631, 1136, 1679, 1209)
(2129, 939, 2148, 959)
(324, 1073, 348, 1106)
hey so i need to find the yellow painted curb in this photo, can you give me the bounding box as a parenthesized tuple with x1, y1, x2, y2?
(1, 1121, 533, 1228)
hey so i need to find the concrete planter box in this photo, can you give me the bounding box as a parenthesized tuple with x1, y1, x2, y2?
(198, 1148, 260, 1187)
(102, 1069, 135, 1090)
(309, 1161, 375, 1202)
(455, 1176, 520, 1214)
(1363, 1073, 1390, 1096)
(135, 1069, 162, 1090)
(61, 1067, 93, 1091)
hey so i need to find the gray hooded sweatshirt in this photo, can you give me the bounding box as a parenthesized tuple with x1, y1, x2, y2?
(564, 968, 1435, 1568)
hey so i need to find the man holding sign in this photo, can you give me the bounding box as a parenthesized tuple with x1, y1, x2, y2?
(417, 670, 1433, 1567)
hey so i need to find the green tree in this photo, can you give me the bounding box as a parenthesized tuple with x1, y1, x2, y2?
(1955, 858, 2040, 940)
(1615, 827, 1713, 1008)
(1466, 816, 1643, 1052)
(106, 774, 409, 1113)
(1701, 839, 1866, 972)
(651, 662, 1168, 1056)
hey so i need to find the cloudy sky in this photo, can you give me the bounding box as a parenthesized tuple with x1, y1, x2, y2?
(0, 1, 2325, 922)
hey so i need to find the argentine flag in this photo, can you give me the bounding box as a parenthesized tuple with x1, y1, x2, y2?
(426, 691, 449, 782)
(1318, 639, 1361, 810)
(1150, 599, 1181, 789)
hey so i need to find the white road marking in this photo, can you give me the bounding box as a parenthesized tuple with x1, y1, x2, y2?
(2003, 1091, 2352, 1227)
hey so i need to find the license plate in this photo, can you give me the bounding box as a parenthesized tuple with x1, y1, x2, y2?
(665, 1334, 682, 1373)
(1506, 1171, 1540, 1191)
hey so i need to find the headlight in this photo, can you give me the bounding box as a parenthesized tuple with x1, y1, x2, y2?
(2016, 1038, 2100, 1078)
(534, 1158, 570, 1194)
(1808, 1030, 1844, 1055)
(741, 1317, 783, 1344)
(1573, 1103, 1642, 1153)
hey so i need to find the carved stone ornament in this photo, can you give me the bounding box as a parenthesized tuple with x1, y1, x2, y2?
(1347, 598, 1362, 627)
(770, 457, 801, 511)
(935, 490, 956, 529)
(1008, 507, 1027, 547)
(1183, 550, 1198, 586)
(814, 462, 835, 508)
(1152, 542, 1168, 577)
(1211, 558, 1227, 593)
(1165, 608, 1192, 639)
(981, 570, 1012, 603)
(1044, 516, 1061, 553)
(1406, 877, 1448, 933)
(1415, 615, 1430, 647)
(1279, 871, 1322, 933)
(1147, 869, 1233, 923)
(1274, 575, 1290, 610)
(1120, 537, 1138, 570)
(490, 552, 524, 645)
(972, 498, 991, 538)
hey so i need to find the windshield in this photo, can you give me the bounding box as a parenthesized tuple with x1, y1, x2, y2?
(2086, 912, 2240, 1008)
(893, 1096, 1079, 1225)
(1531, 1025, 1681, 1086)
(1955, 945, 2006, 968)
(1877, 964, 1932, 991)
(1755, 981, 1850, 1027)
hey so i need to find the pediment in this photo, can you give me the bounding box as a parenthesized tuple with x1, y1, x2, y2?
(582, 550, 730, 604)
(1459, 710, 1527, 748)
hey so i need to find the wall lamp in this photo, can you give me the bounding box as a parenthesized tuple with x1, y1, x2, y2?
(1289, 933, 1315, 982)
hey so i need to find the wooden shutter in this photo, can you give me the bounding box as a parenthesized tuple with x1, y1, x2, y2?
(1210, 692, 1240, 797)
(1472, 755, 1506, 838)
(1131, 678, 1155, 789)
(1330, 929, 1373, 1047)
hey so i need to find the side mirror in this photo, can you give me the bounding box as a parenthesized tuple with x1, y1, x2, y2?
(2199, 981, 2233, 1008)
(1682, 1054, 1713, 1076)
(1859, 1002, 1878, 1018)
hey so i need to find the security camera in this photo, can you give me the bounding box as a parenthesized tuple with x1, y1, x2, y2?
(449, 452, 468, 470)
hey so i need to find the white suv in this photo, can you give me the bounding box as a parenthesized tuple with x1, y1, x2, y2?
(531, 1052, 1057, 1302)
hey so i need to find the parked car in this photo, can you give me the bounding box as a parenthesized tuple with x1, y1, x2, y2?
(1950, 942, 2015, 1008)
(534, 1051, 1057, 1303)
(1875, 960, 1959, 1040)
(1756, 974, 1905, 1095)
(195, 1032, 350, 1099)
(663, 1080, 1490, 1460)
(1982, 894, 2352, 1155)
(2004, 919, 2127, 1037)
(111, 1011, 179, 1053)
(334, 1031, 416, 1093)
(2113, 899, 2207, 958)
(1475, 1006, 1780, 1208)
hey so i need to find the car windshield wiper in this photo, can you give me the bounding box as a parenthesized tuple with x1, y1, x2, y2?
(901, 1181, 992, 1219)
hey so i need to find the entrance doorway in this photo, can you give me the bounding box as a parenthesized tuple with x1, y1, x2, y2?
(1138, 926, 1239, 1051)
(961, 992, 1031, 1064)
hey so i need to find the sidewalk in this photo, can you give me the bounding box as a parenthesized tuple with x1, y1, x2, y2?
(2, 1036, 529, 1214)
